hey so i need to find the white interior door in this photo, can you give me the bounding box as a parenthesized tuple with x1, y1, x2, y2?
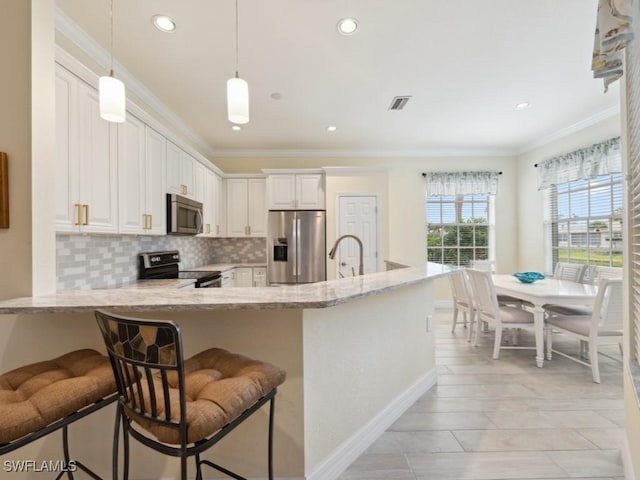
(337, 195, 378, 278)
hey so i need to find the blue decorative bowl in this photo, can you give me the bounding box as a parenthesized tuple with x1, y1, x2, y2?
(513, 272, 545, 284)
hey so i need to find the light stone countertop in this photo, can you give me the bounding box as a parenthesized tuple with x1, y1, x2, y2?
(0, 263, 453, 314)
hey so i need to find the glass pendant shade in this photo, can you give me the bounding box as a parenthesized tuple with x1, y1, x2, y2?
(99, 75, 126, 123)
(227, 76, 249, 124)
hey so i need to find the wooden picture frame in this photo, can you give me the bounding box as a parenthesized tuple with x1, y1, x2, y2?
(0, 152, 8, 228)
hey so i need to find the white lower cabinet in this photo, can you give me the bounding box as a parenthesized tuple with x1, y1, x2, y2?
(221, 270, 234, 288)
(253, 267, 267, 287)
(234, 267, 253, 287)
(220, 267, 267, 288)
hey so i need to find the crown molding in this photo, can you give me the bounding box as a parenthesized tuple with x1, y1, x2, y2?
(54, 6, 215, 158)
(211, 147, 516, 159)
(516, 105, 621, 156)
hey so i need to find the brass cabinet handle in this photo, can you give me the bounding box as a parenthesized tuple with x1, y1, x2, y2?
(216, 225, 220, 235)
(142, 214, 147, 229)
(181, 184, 187, 195)
(148, 214, 152, 229)
(205, 224, 211, 234)
(74, 204, 82, 225)
(82, 204, 89, 225)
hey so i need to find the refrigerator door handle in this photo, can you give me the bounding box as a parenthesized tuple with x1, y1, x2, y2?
(294, 217, 301, 277)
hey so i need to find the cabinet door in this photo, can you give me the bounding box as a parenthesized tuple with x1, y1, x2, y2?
(226, 178, 249, 236)
(145, 127, 167, 235)
(193, 161, 205, 203)
(253, 267, 267, 287)
(118, 114, 146, 234)
(179, 151, 195, 198)
(166, 141, 182, 195)
(247, 178, 267, 236)
(296, 174, 325, 209)
(55, 66, 80, 232)
(77, 81, 118, 233)
(212, 173, 224, 236)
(234, 267, 253, 287)
(266, 174, 296, 209)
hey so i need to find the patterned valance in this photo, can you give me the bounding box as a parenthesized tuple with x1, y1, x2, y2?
(537, 137, 622, 190)
(424, 171, 500, 196)
(592, 0, 635, 92)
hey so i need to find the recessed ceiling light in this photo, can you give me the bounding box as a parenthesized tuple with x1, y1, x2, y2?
(152, 15, 176, 33)
(515, 102, 531, 110)
(337, 17, 358, 35)
(327, 125, 337, 132)
(270, 92, 283, 100)
(231, 125, 242, 131)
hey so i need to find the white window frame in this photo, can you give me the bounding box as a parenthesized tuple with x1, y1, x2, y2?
(426, 193, 495, 267)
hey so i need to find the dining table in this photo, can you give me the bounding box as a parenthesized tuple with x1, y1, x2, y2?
(492, 274, 598, 368)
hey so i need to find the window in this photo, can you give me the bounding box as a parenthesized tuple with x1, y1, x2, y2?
(543, 173, 623, 272)
(426, 194, 494, 266)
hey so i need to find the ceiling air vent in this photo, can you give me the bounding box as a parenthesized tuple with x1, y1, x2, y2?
(389, 96, 411, 110)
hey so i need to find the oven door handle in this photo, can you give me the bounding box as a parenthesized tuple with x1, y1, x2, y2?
(197, 276, 222, 288)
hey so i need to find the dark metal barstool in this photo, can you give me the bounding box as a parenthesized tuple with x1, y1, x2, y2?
(0, 349, 117, 479)
(94, 309, 286, 480)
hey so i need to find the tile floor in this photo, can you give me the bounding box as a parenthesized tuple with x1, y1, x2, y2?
(338, 309, 625, 480)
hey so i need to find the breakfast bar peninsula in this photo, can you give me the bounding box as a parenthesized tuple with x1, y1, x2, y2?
(0, 263, 451, 480)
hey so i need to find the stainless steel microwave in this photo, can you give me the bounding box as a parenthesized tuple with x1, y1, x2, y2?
(166, 194, 203, 235)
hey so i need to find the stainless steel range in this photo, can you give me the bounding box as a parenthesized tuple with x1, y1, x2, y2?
(139, 251, 221, 288)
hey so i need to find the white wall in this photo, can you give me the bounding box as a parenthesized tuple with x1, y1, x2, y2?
(515, 115, 621, 273)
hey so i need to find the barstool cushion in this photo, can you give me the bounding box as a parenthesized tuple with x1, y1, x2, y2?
(127, 347, 286, 444)
(0, 349, 116, 444)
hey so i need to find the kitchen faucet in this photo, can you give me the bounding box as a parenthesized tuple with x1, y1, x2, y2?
(328, 234, 364, 276)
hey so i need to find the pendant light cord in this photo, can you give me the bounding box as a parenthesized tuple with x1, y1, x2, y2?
(109, 0, 114, 77)
(234, 0, 239, 78)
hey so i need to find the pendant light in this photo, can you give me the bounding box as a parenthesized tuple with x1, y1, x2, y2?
(99, 0, 126, 123)
(227, 0, 249, 124)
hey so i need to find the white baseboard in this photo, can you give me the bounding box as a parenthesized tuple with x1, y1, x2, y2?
(305, 368, 438, 480)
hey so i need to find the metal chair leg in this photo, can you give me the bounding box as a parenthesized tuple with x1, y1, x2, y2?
(268, 395, 275, 480)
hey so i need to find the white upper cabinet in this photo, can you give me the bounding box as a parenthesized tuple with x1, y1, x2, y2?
(226, 177, 266, 237)
(55, 65, 118, 233)
(118, 119, 167, 235)
(202, 169, 224, 237)
(266, 172, 325, 209)
(166, 141, 198, 199)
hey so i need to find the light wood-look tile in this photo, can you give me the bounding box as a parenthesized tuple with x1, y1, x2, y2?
(337, 310, 624, 480)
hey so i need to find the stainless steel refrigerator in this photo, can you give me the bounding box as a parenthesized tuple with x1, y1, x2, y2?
(267, 210, 326, 285)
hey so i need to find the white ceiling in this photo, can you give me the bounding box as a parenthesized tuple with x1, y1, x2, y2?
(55, 0, 620, 157)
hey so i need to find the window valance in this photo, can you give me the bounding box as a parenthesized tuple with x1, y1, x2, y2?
(423, 171, 500, 196)
(536, 137, 622, 190)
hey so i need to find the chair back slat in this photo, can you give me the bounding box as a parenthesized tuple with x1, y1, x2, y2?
(144, 367, 158, 418)
(160, 370, 172, 421)
(593, 278, 624, 332)
(95, 310, 187, 439)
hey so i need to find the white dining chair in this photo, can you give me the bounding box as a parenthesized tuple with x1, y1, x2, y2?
(544, 265, 622, 316)
(553, 262, 588, 282)
(469, 260, 527, 308)
(545, 278, 623, 383)
(449, 270, 476, 341)
(466, 269, 536, 359)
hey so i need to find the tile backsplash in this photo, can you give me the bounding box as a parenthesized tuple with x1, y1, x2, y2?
(56, 234, 266, 291)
